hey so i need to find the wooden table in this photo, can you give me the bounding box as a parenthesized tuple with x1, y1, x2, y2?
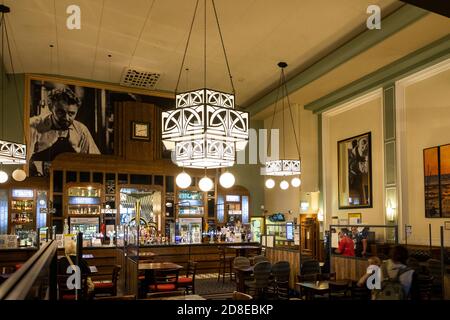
(139, 251, 157, 260)
(226, 245, 261, 257)
(161, 294, 206, 300)
(296, 280, 349, 300)
(138, 262, 183, 271)
(234, 266, 254, 293)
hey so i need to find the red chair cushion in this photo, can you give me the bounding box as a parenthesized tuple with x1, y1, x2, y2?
(62, 294, 76, 300)
(15, 264, 23, 270)
(178, 277, 193, 284)
(149, 284, 177, 291)
(94, 282, 113, 289)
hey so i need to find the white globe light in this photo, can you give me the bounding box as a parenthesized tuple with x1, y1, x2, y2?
(12, 169, 27, 182)
(291, 177, 301, 187)
(199, 176, 213, 192)
(280, 180, 289, 190)
(219, 172, 235, 188)
(0, 170, 8, 184)
(176, 172, 192, 189)
(265, 178, 275, 189)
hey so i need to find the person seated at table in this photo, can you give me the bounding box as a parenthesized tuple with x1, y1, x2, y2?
(334, 229, 355, 257)
(58, 240, 92, 276)
(357, 256, 382, 287)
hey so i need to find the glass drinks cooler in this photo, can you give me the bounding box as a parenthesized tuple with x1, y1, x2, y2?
(177, 191, 204, 215)
(250, 217, 265, 243)
(10, 189, 35, 234)
(177, 218, 202, 244)
(69, 217, 100, 240)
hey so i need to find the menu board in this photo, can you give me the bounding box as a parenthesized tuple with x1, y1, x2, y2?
(286, 222, 294, 241)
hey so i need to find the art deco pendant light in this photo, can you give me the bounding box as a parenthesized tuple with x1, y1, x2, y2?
(264, 62, 301, 190)
(162, 0, 249, 190)
(0, 5, 26, 183)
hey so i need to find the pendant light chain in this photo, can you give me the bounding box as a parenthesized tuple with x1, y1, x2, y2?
(211, 0, 235, 95)
(282, 76, 286, 160)
(1, 13, 4, 143)
(264, 62, 300, 180)
(4, 14, 26, 147)
(175, 0, 200, 95)
(267, 71, 283, 157)
(204, 0, 206, 89)
(283, 69, 301, 160)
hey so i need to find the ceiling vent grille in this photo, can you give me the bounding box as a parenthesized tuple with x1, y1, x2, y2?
(120, 68, 161, 90)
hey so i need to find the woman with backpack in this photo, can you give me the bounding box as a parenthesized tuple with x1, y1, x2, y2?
(376, 245, 419, 300)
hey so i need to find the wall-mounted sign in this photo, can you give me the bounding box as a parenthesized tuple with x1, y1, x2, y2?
(286, 222, 294, 241)
(225, 195, 240, 202)
(12, 189, 34, 198)
(68, 196, 101, 205)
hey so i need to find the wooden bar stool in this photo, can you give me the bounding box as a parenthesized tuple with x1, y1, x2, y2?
(217, 246, 234, 283)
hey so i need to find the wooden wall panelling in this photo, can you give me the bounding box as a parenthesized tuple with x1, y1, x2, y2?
(118, 101, 157, 161)
(266, 248, 300, 290)
(331, 255, 369, 281)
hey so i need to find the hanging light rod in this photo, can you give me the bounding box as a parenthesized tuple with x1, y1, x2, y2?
(264, 61, 301, 189)
(162, 0, 249, 170)
(0, 4, 27, 182)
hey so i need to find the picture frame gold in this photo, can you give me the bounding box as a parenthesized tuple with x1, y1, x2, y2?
(348, 213, 362, 225)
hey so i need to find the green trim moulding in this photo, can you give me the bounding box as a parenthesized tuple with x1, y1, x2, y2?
(244, 4, 428, 116)
(305, 34, 450, 114)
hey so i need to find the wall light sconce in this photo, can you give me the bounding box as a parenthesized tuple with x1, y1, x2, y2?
(317, 209, 324, 222)
(386, 200, 396, 222)
(300, 201, 309, 212)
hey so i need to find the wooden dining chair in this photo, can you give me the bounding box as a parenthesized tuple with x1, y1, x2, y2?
(148, 268, 180, 292)
(178, 261, 198, 294)
(93, 265, 121, 297)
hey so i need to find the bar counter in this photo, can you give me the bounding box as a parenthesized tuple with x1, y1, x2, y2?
(123, 242, 261, 274)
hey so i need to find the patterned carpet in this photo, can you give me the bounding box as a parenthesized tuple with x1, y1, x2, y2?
(195, 273, 236, 295)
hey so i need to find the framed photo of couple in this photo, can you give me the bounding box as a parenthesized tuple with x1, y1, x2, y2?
(338, 132, 372, 209)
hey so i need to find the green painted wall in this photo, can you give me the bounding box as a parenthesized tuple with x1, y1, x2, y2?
(229, 119, 265, 217)
(0, 73, 25, 175)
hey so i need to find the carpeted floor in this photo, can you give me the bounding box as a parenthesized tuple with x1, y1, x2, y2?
(195, 273, 236, 295)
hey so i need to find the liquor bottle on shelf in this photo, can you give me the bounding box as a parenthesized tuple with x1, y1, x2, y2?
(64, 219, 69, 234)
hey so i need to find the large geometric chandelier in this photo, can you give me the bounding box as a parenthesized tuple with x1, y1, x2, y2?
(264, 62, 301, 190)
(162, 88, 248, 169)
(0, 5, 27, 183)
(162, 0, 248, 174)
(0, 140, 26, 164)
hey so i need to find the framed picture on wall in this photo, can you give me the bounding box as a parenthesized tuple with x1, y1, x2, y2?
(424, 146, 440, 217)
(338, 132, 372, 209)
(424, 143, 450, 218)
(131, 121, 151, 141)
(348, 213, 362, 225)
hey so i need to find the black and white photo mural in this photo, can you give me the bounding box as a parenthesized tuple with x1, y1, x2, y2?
(28, 79, 114, 176)
(338, 132, 372, 209)
(27, 76, 173, 176)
